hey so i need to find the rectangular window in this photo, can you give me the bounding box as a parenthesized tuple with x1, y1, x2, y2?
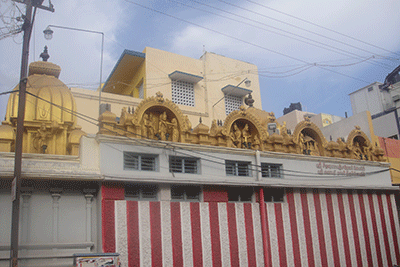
(169, 156, 199, 174)
(225, 160, 251, 176)
(124, 152, 157, 171)
(263, 187, 285, 202)
(225, 95, 243, 115)
(228, 187, 253, 202)
(171, 185, 201, 201)
(125, 183, 158, 201)
(261, 163, 282, 178)
(171, 80, 195, 106)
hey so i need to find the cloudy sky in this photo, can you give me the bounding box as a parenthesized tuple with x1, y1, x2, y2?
(1, 0, 400, 121)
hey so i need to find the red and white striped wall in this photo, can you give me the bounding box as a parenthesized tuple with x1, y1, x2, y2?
(104, 188, 400, 267)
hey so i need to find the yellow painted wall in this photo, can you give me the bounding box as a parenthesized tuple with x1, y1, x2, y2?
(129, 61, 146, 98)
(74, 47, 263, 133)
(143, 47, 262, 127)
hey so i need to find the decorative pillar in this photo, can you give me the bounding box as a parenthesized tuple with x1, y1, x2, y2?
(50, 189, 62, 243)
(21, 191, 32, 244)
(84, 193, 94, 242)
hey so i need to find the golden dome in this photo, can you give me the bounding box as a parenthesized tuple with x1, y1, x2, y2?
(29, 60, 61, 78)
(5, 60, 76, 124)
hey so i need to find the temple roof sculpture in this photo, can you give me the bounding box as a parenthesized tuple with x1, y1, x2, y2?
(0, 47, 86, 155)
(99, 92, 385, 162)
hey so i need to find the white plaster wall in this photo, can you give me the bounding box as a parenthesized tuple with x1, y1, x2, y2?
(350, 82, 384, 115)
(372, 112, 398, 138)
(321, 111, 373, 141)
(0, 187, 98, 267)
(277, 110, 316, 132)
(99, 136, 393, 190)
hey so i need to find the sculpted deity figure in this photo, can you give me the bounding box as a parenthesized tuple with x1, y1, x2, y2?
(242, 124, 251, 148)
(310, 141, 319, 156)
(353, 142, 363, 159)
(148, 113, 155, 139)
(158, 111, 169, 141)
(34, 123, 51, 153)
(229, 123, 242, 148)
(280, 121, 287, 136)
(253, 134, 261, 150)
(141, 113, 151, 138)
(170, 118, 179, 142)
(363, 146, 371, 160)
(299, 133, 306, 154)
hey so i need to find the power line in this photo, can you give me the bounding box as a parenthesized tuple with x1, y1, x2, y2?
(22, 89, 391, 180)
(216, 0, 400, 62)
(243, 0, 400, 57)
(179, 0, 394, 70)
(121, 0, 371, 84)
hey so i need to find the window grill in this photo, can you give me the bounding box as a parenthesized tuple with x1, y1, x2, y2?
(171, 185, 201, 201)
(169, 156, 199, 174)
(125, 184, 158, 201)
(225, 95, 242, 115)
(124, 152, 157, 171)
(263, 187, 285, 202)
(225, 160, 251, 176)
(261, 163, 282, 178)
(228, 187, 253, 202)
(171, 80, 195, 106)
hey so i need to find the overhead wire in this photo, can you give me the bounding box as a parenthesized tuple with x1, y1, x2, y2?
(178, 0, 394, 70)
(216, 0, 399, 66)
(22, 89, 391, 180)
(243, 0, 400, 57)
(121, 0, 372, 84)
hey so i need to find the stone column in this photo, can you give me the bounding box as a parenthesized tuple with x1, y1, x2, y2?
(21, 191, 32, 245)
(50, 190, 62, 243)
(84, 193, 94, 242)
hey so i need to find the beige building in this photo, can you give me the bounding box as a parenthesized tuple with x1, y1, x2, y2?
(73, 47, 262, 134)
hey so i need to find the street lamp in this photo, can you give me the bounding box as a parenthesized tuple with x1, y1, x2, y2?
(43, 25, 104, 122)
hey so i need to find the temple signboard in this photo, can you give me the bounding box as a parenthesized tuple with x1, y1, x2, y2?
(316, 162, 366, 176)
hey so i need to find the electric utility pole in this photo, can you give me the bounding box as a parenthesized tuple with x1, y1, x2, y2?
(9, 1, 54, 266)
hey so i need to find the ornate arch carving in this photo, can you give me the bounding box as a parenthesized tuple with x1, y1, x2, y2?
(292, 119, 327, 156)
(346, 126, 372, 160)
(222, 106, 268, 140)
(130, 92, 190, 142)
(346, 126, 371, 147)
(221, 107, 269, 150)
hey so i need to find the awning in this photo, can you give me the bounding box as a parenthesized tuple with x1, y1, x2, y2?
(168, 71, 203, 83)
(221, 85, 252, 97)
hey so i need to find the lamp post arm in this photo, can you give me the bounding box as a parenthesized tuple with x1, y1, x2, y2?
(47, 25, 103, 35)
(44, 24, 104, 123)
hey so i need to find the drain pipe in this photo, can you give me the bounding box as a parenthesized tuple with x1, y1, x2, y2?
(259, 188, 271, 267)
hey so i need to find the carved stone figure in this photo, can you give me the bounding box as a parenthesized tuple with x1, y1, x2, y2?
(230, 123, 242, 148)
(170, 118, 179, 142)
(158, 111, 169, 141)
(242, 124, 251, 148)
(34, 123, 51, 153)
(141, 113, 151, 138)
(149, 113, 155, 139)
(353, 142, 363, 159)
(253, 134, 261, 150)
(299, 133, 305, 153)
